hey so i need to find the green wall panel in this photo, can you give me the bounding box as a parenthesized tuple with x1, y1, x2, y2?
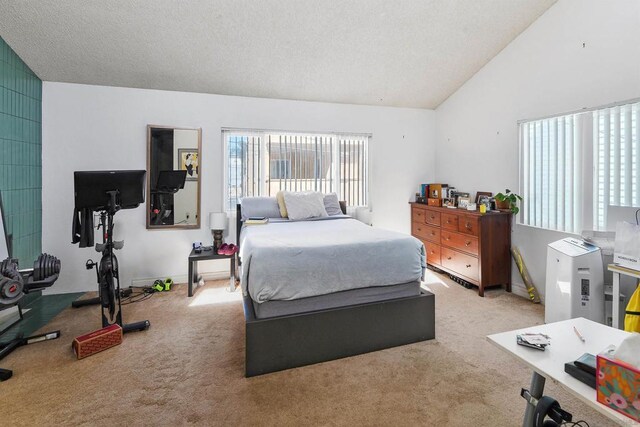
(0, 37, 42, 264)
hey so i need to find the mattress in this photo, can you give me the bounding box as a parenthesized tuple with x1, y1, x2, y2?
(251, 281, 421, 319)
(239, 216, 426, 303)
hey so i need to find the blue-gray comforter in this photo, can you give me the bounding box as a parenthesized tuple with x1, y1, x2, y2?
(239, 217, 426, 303)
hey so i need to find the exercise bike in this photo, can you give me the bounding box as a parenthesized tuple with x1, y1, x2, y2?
(72, 170, 150, 333)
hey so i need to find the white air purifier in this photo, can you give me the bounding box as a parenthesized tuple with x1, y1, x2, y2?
(544, 237, 604, 324)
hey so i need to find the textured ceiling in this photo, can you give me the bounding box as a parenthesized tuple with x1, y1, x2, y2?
(0, 0, 556, 109)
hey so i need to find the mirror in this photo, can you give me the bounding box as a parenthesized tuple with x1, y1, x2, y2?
(147, 126, 201, 229)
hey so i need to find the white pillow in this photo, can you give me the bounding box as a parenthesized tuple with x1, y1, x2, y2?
(283, 191, 328, 221)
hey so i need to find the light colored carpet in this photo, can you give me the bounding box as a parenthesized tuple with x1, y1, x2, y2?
(3, 271, 611, 426)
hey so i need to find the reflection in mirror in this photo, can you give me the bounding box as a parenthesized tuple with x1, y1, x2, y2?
(147, 126, 201, 229)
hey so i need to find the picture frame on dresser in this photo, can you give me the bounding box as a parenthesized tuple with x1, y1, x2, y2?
(457, 197, 470, 209)
(474, 191, 492, 204)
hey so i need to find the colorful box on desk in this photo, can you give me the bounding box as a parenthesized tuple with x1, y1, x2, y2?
(596, 354, 640, 422)
(72, 324, 123, 360)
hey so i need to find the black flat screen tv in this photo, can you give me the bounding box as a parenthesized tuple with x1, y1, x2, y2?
(74, 170, 146, 211)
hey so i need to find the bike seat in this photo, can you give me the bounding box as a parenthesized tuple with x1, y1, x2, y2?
(113, 240, 124, 250)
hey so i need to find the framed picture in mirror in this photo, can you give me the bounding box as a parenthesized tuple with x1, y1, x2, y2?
(147, 126, 202, 229)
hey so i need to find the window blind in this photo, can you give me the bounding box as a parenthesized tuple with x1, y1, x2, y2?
(593, 102, 640, 229)
(520, 114, 582, 233)
(224, 130, 369, 212)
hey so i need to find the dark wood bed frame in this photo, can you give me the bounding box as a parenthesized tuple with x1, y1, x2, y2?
(236, 204, 436, 377)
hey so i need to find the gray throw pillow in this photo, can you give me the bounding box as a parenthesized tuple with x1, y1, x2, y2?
(240, 197, 282, 221)
(323, 193, 343, 216)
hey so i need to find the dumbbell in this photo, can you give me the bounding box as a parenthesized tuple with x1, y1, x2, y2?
(32, 254, 61, 282)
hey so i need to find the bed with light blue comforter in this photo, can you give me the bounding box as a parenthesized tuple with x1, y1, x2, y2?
(239, 216, 426, 303)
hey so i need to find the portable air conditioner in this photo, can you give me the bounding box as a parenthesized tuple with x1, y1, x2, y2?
(545, 237, 604, 324)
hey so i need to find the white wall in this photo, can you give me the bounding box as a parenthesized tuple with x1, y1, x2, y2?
(436, 0, 640, 300)
(43, 83, 436, 293)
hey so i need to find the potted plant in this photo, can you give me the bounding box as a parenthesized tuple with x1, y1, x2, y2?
(494, 189, 522, 214)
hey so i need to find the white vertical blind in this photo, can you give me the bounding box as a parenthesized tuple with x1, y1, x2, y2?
(224, 130, 369, 211)
(520, 114, 582, 233)
(593, 101, 640, 230)
(521, 100, 639, 233)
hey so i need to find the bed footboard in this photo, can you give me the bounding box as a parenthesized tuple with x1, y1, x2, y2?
(243, 291, 435, 377)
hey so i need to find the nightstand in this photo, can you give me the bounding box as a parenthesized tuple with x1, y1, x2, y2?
(187, 248, 236, 297)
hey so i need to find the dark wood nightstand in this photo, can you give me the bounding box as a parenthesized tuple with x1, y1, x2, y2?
(187, 248, 236, 297)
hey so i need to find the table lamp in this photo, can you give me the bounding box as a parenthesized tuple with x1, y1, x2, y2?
(209, 212, 227, 250)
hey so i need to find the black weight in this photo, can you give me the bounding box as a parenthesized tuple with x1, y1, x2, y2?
(43, 255, 50, 278)
(0, 260, 24, 305)
(37, 254, 44, 281)
(0, 276, 23, 305)
(33, 254, 61, 281)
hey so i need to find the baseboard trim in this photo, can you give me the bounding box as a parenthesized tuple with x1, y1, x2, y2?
(131, 270, 230, 288)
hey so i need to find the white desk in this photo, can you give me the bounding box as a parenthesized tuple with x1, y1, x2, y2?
(609, 264, 640, 329)
(488, 317, 638, 426)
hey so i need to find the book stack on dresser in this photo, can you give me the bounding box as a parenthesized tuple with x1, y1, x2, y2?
(410, 202, 512, 297)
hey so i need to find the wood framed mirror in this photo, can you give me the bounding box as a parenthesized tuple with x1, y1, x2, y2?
(147, 125, 201, 229)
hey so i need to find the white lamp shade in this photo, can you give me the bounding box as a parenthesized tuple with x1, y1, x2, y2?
(209, 212, 227, 230)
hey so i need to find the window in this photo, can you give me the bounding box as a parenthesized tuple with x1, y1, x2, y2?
(593, 102, 640, 229)
(224, 130, 369, 212)
(520, 113, 584, 233)
(520, 100, 640, 233)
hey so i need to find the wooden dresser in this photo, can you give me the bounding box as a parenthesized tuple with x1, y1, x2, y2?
(410, 202, 512, 297)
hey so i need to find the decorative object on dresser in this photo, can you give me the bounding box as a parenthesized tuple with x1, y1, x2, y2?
(410, 202, 512, 297)
(415, 193, 427, 204)
(457, 197, 470, 209)
(494, 189, 522, 214)
(474, 191, 492, 204)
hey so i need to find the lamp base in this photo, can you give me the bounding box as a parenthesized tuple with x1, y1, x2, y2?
(212, 230, 224, 251)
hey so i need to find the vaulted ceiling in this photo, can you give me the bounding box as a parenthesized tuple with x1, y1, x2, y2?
(0, 0, 556, 108)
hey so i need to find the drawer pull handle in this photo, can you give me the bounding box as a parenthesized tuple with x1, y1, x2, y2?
(466, 264, 471, 268)
(430, 232, 435, 235)
(430, 216, 435, 219)
(465, 241, 471, 246)
(447, 256, 452, 260)
(465, 223, 472, 229)
(446, 220, 451, 224)
(445, 237, 450, 241)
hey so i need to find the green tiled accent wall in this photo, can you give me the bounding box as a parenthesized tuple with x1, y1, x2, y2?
(0, 37, 42, 264)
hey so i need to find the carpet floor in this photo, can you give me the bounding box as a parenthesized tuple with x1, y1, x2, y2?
(3, 271, 612, 426)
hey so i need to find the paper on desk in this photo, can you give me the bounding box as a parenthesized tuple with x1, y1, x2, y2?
(520, 333, 551, 346)
(612, 333, 640, 368)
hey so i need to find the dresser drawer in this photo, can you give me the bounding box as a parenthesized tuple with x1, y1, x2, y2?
(413, 223, 440, 243)
(412, 207, 426, 224)
(441, 213, 459, 231)
(441, 247, 479, 281)
(424, 241, 441, 266)
(425, 211, 441, 227)
(441, 230, 479, 256)
(458, 216, 479, 236)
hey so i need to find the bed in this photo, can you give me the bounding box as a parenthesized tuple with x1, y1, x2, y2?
(237, 203, 435, 377)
